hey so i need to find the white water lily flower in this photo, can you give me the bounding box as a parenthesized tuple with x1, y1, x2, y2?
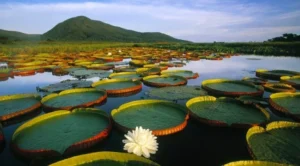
(123, 126, 158, 158)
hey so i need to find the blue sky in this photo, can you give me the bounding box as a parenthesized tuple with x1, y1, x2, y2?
(0, 0, 300, 42)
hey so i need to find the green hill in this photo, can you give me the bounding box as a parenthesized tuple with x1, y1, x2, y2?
(41, 16, 186, 42)
(0, 29, 40, 43)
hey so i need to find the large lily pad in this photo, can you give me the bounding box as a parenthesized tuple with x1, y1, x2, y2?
(242, 77, 268, 85)
(161, 70, 199, 79)
(202, 79, 264, 97)
(237, 96, 269, 106)
(136, 67, 161, 76)
(42, 88, 107, 111)
(269, 92, 300, 121)
(224, 160, 290, 166)
(113, 66, 137, 73)
(50, 151, 159, 166)
(12, 108, 111, 159)
(37, 80, 93, 93)
(280, 76, 300, 89)
(146, 86, 207, 100)
(143, 75, 187, 87)
(256, 69, 300, 80)
(92, 79, 142, 96)
(246, 121, 300, 165)
(263, 83, 296, 93)
(186, 96, 270, 127)
(70, 69, 111, 79)
(109, 72, 143, 80)
(0, 94, 41, 121)
(111, 99, 189, 136)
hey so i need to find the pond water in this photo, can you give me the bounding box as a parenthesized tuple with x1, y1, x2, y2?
(0, 55, 300, 166)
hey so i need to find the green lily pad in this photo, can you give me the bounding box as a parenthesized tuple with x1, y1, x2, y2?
(280, 76, 300, 89)
(0, 94, 41, 121)
(42, 88, 107, 111)
(263, 83, 296, 93)
(242, 77, 268, 85)
(111, 99, 188, 136)
(12, 108, 111, 158)
(136, 67, 161, 76)
(70, 69, 111, 79)
(113, 66, 137, 73)
(109, 72, 143, 80)
(161, 70, 199, 79)
(146, 86, 207, 100)
(224, 160, 290, 166)
(202, 79, 264, 97)
(186, 96, 270, 127)
(50, 151, 159, 166)
(37, 80, 93, 93)
(237, 96, 269, 106)
(247, 121, 300, 165)
(143, 75, 187, 87)
(256, 69, 300, 80)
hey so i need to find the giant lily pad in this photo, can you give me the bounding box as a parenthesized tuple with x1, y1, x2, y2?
(269, 92, 300, 121)
(263, 83, 296, 93)
(41, 88, 107, 111)
(111, 100, 189, 136)
(109, 72, 143, 80)
(143, 75, 187, 87)
(113, 66, 136, 73)
(224, 160, 289, 166)
(70, 69, 111, 79)
(186, 96, 270, 127)
(161, 70, 199, 79)
(237, 96, 269, 106)
(146, 86, 207, 100)
(50, 151, 159, 166)
(37, 80, 93, 93)
(256, 69, 300, 80)
(202, 79, 264, 97)
(242, 77, 268, 85)
(280, 76, 300, 89)
(136, 67, 161, 76)
(11, 108, 111, 159)
(246, 121, 300, 165)
(92, 79, 142, 96)
(0, 94, 41, 121)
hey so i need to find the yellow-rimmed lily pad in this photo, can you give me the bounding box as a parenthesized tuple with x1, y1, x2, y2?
(50, 151, 159, 166)
(37, 80, 93, 93)
(41, 88, 107, 111)
(186, 96, 270, 127)
(111, 99, 189, 136)
(256, 69, 300, 80)
(70, 69, 111, 79)
(224, 160, 290, 166)
(161, 70, 199, 79)
(202, 79, 264, 97)
(242, 77, 268, 85)
(246, 121, 300, 165)
(263, 83, 296, 93)
(280, 76, 300, 89)
(11, 108, 111, 159)
(109, 72, 143, 80)
(143, 75, 187, 87)
(0, 94, 41, 121)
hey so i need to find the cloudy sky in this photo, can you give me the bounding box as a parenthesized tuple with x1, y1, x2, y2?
(0, 0, 300, 42)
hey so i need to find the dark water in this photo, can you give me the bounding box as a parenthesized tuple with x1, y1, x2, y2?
(0, 55, 300, 166)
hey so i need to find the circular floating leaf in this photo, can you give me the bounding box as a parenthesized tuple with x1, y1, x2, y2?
(246, 121, 300, 165)
(109, 72, 143, 80)
(12, 108, 111, 159)
(50, 151, 159, 166)
(161, 70, 199, 79)
(0, 94, 41, 121)
(136, 67, 161, 76)
(70, 69, 111, 79)
(143, 75, 187, 87)
(111, 100, 189, 136)
(41, 88, 107, 111)
(237, 96, 269, 106)
(242, 77, 268, 85)
(280, 76, 300, 89)
(147, 86, 207, 100)
(224, 160, 289, 166)
(86, 64, 114, 70)
(256, 69, 300, 80)
(269, 92, 300, 121)
(92, 79, 142, 96)
(113, 66, 136, 73)
(202, 79, 264, 97)
(38, 80, 93, 93)
(186, 96, 270, 127)
(263, 83, 296, 93)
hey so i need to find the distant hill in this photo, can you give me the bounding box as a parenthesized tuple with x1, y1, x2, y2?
(41, 16, 186, 42)
(0, 29, 40, 43)
(266, 33, 300, 42)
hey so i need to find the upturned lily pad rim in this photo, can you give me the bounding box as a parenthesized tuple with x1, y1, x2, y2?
(202, 79, 264, 97)
(92, 79, 142, 95)
(269, 92, 300, 120)
(280, 76, 300, 88)
(263, 83, 296, 93)
(108, 72, 142, 79)
(49, 151, 160, 166)
(143, 74, 187, 87)
(161, 70, 199, 79)
(224, 160, 291, 166)
(256, 69, 300, 80)
(0, 94, 41, 121)
(12, 108, 112, 158)
(41, 88, 107, 111)
(242, 77, 268, 85)
(111, 99, 189, 136)
(186, 96, 270, 127)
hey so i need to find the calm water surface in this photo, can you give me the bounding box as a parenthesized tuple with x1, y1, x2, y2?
(1, 55, 300, 166)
